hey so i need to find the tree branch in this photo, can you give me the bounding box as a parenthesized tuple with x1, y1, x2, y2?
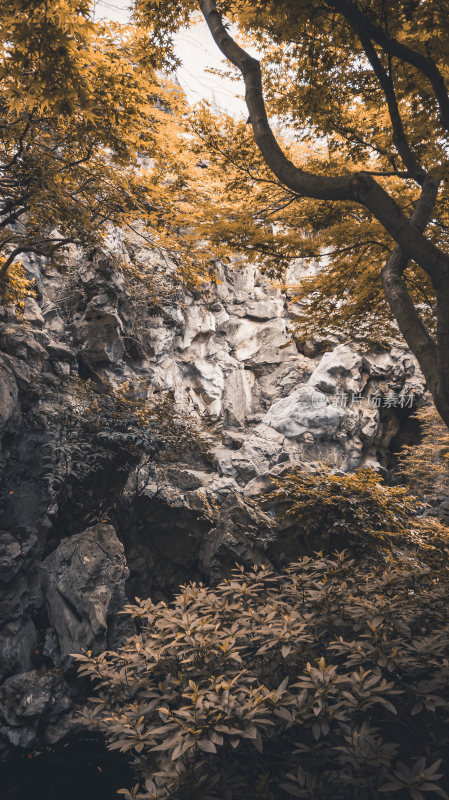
(198, 0, 449, 284)
(0, 238, 78, 284)
(358, 34, 427, 185)
(326, 0, 449, 133)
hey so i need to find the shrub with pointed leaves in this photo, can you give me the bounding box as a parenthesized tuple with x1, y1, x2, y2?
(77, 536, 449, 798)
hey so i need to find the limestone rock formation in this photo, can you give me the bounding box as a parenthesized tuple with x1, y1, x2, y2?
(0, 529, 40, 682)
(0, 240, 428, 753)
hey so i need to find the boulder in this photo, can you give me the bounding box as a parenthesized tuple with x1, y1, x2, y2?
(264, 385, 344, 439)
(309, 344, 364, 394)
(46, 340, 76, 362)
(0, 324, 48, 362)
(41, 524, 132, 660)
(22, 298, 44, 328)
(0, 670, 72, 748)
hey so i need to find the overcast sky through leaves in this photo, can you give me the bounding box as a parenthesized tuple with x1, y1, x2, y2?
(95, 0, 247, 116)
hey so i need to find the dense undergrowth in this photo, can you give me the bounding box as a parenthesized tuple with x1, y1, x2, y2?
(76, 465, 449, 800)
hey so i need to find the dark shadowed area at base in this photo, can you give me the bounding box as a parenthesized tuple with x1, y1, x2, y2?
(0, 735, 133, 800)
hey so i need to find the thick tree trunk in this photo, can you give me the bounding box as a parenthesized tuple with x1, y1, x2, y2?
(380, 253, 449, 427)
(381, 253, 437, 384)
(434, 291, 449, 428)
(433, 384, 449, 432)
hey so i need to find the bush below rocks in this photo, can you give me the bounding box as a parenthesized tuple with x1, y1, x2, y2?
(76, 544, 449, 800)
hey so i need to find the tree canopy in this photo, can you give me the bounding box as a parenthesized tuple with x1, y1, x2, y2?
(3, 0, 449, 427)
(0, 0, 221, 305)
(136, 0, 449, 427)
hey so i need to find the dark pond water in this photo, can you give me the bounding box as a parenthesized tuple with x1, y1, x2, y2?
(0, 736, 133, 800)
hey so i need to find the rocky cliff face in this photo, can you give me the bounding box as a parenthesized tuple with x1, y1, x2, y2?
(0, 238, 426, 754)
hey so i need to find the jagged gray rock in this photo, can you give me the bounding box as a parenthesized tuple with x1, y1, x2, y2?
(0, 241, 429, 754)
(0, 670, 72, 749)
(0, 362, 20, 436)
(200, 492, 273, 581)
(22, 297, 44, 328)
(0, 530, 40, 683)
(41, 524, 132, 660)
(264, 385, 345, 439)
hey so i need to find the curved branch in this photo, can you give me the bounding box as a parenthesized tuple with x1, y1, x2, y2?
(198, 0, 449, 284)
(326, 0, 449, 133)
(358, 34, 427, 185)
(0, 238, 78, 284)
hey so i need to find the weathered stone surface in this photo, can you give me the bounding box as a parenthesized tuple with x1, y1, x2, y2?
(0, 362, 19, 436)
(264, 385, 344, 439)
(245, 297, 284, 320)
(0, 239, 429, 755)
(309, 344, 364, 394)
(200, 492, 273, 581)
(0, 530, 40, 682)
(41, 524, 132, 660)
(0, 670, 72, 748)
(1, 353, 31, 390)
(76, 303, 124, 367)
(0, 324, 48, 362)
(22, 298, 44, 328)
(222, 368, 255, 426)
(46, 340, 75, 362)
(181, 306, 216, 349)
(42, 303, 65, 336)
